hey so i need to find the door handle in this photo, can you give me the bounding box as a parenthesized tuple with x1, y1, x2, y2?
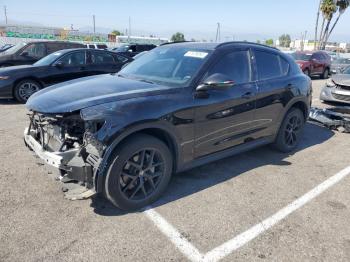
(241, 92, 253, 99)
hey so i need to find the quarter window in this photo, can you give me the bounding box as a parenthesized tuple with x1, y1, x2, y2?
(207, 50, 251, 85)
(255, 51, 288, 80)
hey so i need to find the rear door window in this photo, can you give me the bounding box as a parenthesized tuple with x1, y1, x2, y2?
(47, 43, 65, 54)
(91, 51, 115, 64)
(255, 50, 288, 80)
(207, 50, 251, 85)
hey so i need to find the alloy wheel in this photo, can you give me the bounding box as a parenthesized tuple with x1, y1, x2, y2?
(284, 115, 302, 147)
(18, 82, 40, 101)
(119, 148, 165, 201)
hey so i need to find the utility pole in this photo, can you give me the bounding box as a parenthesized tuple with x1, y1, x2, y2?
(128, 16, 131, 40)
(215, 22, 221, 42)
(93, 15, 96, 35)
(4, 6, 7, 25)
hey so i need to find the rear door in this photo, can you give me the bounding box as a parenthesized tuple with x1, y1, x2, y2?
(194, 48, 257, 158)
(252, 49, 292, 139)
(311, 53, 323, 74)
(87, 50, 121, 75)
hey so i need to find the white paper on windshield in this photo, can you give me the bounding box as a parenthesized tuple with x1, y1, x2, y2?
(184, 51, 208, 59)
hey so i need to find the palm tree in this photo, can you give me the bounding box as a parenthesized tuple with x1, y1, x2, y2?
(324, 0, 350, 44)
(319, 0, 337, 50)
(314, 0, 322, 50)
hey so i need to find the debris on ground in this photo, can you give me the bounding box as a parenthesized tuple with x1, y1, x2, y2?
(309, 107, 350, 133)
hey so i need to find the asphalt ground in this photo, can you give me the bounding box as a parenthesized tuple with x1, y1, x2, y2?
(0, 78, 349, 262)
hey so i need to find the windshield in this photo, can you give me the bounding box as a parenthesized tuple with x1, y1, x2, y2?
(1, 42, 26, 55)
(333, 58, 350, 65)
(119, 46, 211, 87)
(291, 52, 312, 61)
(34, 51, 63, 66)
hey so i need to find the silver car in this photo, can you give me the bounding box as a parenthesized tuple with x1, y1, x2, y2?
(320, 66, 350, 104)
(330, 58, 350, 74)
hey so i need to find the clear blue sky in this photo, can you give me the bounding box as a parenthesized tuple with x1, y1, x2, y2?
(1, 0, 350, 42)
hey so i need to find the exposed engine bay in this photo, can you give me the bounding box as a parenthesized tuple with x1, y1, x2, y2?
(24, 111, 105, 199)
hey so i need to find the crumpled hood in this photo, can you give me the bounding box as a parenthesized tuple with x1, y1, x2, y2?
(26, 74, 174, 114)
(331, 74, 350, 86)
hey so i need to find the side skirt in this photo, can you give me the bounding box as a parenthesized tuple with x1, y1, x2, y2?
(177, 136, 274, 173)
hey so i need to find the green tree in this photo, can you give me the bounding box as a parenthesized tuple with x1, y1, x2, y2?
(265, 39, 274, 46)
(256, 40, 261, 44)
(111, 30, 123, 36)
(171, 32, 185, 42)
(325, 0, 350, 44)
(278, 34, 291, 47)
(319, 0, 337, 49)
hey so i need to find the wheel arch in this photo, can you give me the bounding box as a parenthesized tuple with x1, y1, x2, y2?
(12, 77, 44, 96)
(94, 123, 181, 193)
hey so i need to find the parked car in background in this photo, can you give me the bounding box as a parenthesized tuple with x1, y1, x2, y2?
(0, 41, 85, 68)
(0, 44, 14, 53)
(320, 66, 350, 104)
(85, 43, 108, 50)
(0, 48, 132, 102)
(291, 51, 331, 78)
(330, 57, 350, 74)
(112, 43, 156, 57)
(24, 42, 311, 210)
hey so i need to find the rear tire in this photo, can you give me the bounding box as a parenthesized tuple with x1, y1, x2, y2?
(105, 134, 173, 211)
(273, 108, 305, 153)
(14, 79, 41, 103)
(321, 68, 329, 79)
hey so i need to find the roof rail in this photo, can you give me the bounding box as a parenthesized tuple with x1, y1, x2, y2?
(217, 41, 278, 50)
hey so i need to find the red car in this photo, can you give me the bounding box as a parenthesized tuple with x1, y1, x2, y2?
(291, 51, 331, 79)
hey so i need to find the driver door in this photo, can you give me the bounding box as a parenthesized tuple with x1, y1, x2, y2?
(42, 50, 89, 85)
(193, 48, 257, 158)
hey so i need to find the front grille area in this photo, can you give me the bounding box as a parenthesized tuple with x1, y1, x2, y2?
(332, 92, 350, 102)
(336, 84, 350, 91)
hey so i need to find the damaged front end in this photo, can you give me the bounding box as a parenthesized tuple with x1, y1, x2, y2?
(24, 111, 105, 199)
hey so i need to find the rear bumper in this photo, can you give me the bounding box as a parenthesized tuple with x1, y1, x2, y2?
(320, 86, 350, 104)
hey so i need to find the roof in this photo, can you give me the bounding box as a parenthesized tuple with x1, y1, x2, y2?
(160, 41, 278, 51)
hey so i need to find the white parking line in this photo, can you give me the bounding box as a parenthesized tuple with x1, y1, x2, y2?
(144, 165, 350, 262)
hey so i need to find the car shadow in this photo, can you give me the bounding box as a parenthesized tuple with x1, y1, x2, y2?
(91, 122, 334, 216)
(0, 98, 20, 105)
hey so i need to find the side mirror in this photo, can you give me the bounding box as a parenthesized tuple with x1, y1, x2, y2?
(54, 61, 64, 68)
(20, 51, 29, 57)
(196, 73, 235, 92)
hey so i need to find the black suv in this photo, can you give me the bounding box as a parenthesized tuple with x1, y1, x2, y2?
(112, 43, 156, 57)
(24, 42, 312, 210)
(0, 41, 84, 67)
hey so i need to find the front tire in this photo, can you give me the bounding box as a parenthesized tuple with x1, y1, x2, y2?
(105, 134, 173, 211)
(273, 108, 305, 153)
(14, 79, 41, 103)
